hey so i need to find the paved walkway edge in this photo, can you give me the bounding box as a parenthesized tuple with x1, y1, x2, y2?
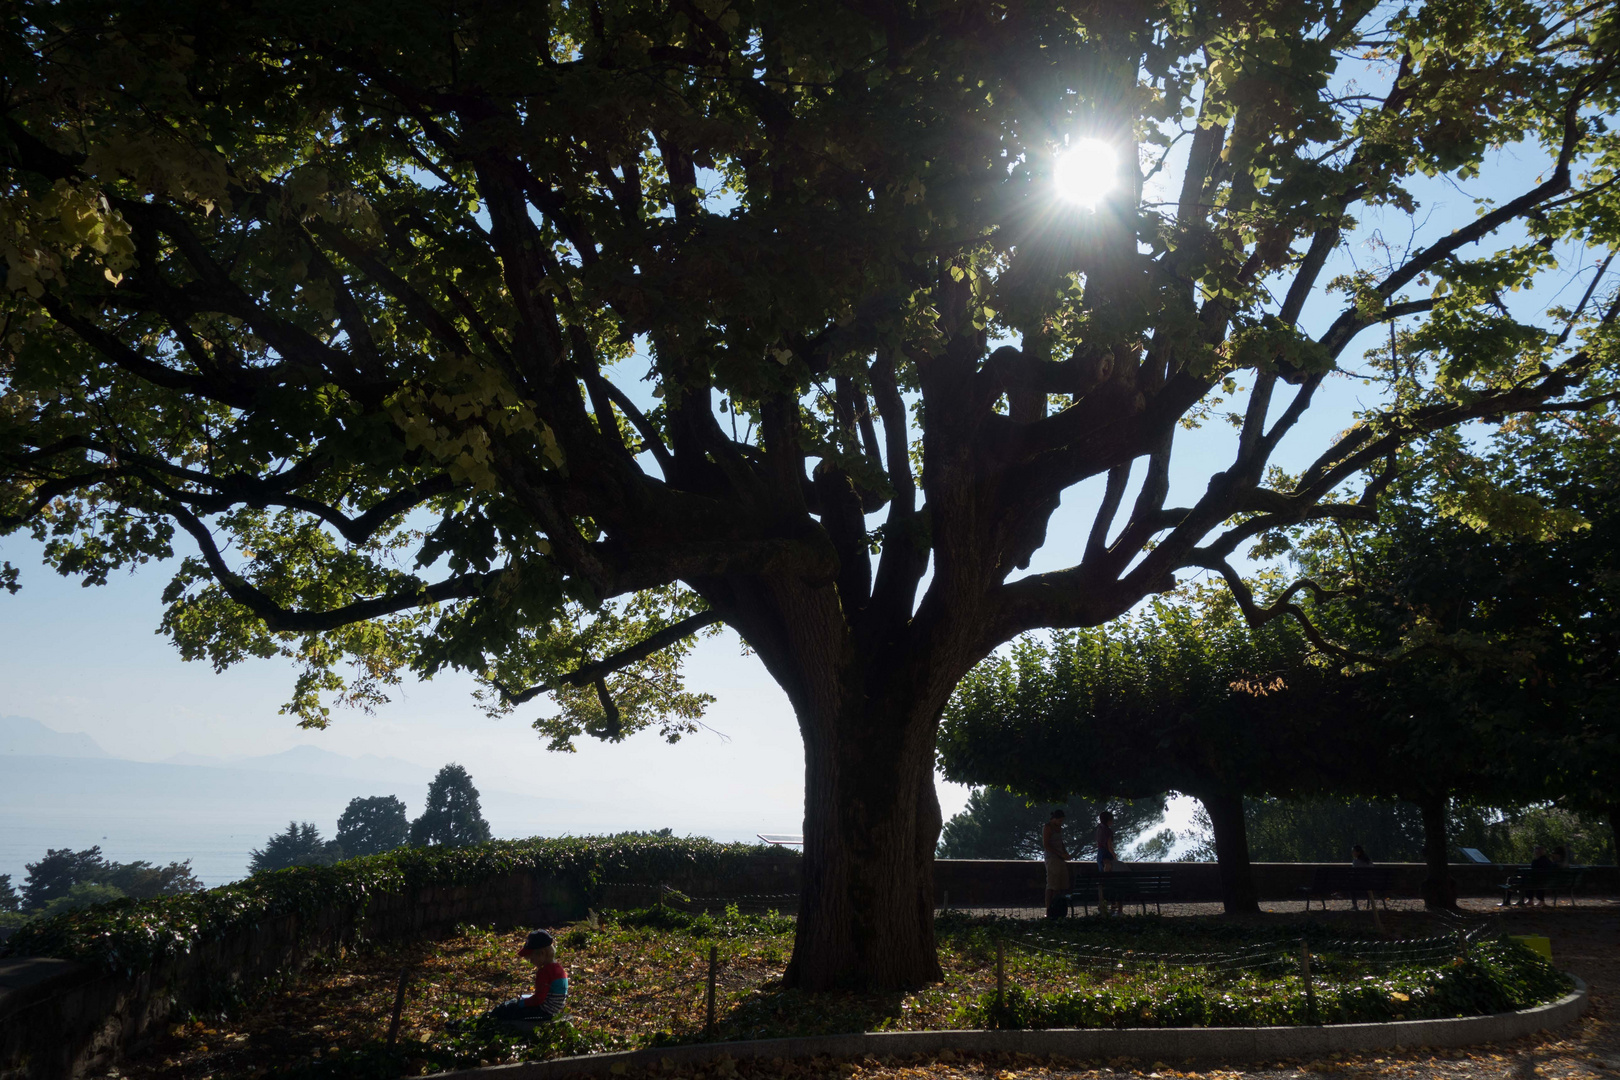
(437, 975, 1588, 1080)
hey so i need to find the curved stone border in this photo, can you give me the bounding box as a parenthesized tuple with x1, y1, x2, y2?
(436, 976, 1587, 1080)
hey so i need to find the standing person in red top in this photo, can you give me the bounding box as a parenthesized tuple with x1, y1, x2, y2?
(491, 929, 569, 1021)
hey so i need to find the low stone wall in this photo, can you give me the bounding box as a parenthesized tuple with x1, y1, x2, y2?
(598, 856, 802, 910)
(433, 977, 1592, 1079)
(932, 860, 1620, 908)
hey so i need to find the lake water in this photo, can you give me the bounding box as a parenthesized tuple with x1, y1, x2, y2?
(0, 755, 755, 887)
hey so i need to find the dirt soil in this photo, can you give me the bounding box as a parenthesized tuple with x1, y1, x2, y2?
(108, 899, 1619, 1080)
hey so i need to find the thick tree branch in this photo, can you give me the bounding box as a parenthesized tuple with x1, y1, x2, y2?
(165, 500, 494, 632)
(1197, 556, 1383, 665)
(496, 609, 723, 705)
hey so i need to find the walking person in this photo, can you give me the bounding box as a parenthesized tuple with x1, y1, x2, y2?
(1527, 845, 1554, 906)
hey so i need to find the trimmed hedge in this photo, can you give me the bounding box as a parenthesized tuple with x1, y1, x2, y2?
(1, 835, 793, 977)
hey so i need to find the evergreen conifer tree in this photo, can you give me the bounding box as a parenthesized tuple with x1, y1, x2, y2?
(410, 765, 492, 848)
(249, 822, 342, 873)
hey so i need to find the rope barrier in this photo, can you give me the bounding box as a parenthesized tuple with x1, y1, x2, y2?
(594, 882, 1495, 981)
(1005, 919, 1493, 978)
(655, 885, 799, 910)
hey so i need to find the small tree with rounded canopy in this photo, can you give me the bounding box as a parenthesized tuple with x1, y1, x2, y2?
(410, 764, 492, 848)
(4, 0, 1619, 986)
(336, 794, 411, 857)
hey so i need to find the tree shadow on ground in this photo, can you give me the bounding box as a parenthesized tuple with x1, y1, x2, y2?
(715, 980, 909, 1041)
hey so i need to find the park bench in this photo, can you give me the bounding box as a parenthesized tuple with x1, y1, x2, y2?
(1497, 867, 1582, 907)
(1299, 867, 1394, 912)
(1064, 870, 1173, 916)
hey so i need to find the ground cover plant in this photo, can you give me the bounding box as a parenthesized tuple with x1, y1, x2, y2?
(110, 907, 1572, 1080)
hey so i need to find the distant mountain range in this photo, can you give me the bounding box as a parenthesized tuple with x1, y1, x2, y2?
(0, 715, 779, 887)
(159, 743, 434, 783)
(1, 715, 431, 783)
(0, 715, 588, 886)
(1, 714, 110, 758)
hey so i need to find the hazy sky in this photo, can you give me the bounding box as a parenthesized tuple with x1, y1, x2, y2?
(0, 56, 1588, 851)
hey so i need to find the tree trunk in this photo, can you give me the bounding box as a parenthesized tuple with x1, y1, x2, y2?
(1200, 790, 1260, 914)
(1419, 793, 1457, 910)
(1606, 803, 1619, 867)
(785, 692, 945, 990)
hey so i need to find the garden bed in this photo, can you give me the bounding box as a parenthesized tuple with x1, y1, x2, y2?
(110, 907, 1570, 1080)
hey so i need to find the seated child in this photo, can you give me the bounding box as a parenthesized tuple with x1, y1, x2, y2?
(490, 929, 569, 1021)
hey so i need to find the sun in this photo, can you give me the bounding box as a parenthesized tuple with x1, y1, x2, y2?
(1053, 139, 1121, 208)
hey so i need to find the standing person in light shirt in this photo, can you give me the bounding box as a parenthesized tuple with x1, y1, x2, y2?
(1042, 808, 1069, 919)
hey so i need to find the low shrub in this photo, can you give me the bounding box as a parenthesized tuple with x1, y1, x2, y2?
(612, 903, 795, 939)
(1, 836, 793, 977)
(954, 936, 1570, 1029)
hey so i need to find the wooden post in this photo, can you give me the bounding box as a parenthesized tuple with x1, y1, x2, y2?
(1369, 894, 1385, 934)
(942, 889, 949, 911)
(995, 938, 1006, 1010)
(386, 968, 409, 1048)
(1298, 940, 1317, 1024)
(657, 881, 665, 908)
(705, 944, 718, 1037)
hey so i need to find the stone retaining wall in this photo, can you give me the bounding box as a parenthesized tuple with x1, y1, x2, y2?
(933, 860, 1620, 908)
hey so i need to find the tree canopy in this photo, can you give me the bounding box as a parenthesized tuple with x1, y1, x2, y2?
(4, 0, 1619, 986)
(18, 845, 201, 910)
(937, 595, 1369, 910)
(1275, 416, 1620, 864)
(336, 794, 411, 857)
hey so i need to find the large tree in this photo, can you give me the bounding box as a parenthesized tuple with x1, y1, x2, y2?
(3, 0, 1619, 987)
